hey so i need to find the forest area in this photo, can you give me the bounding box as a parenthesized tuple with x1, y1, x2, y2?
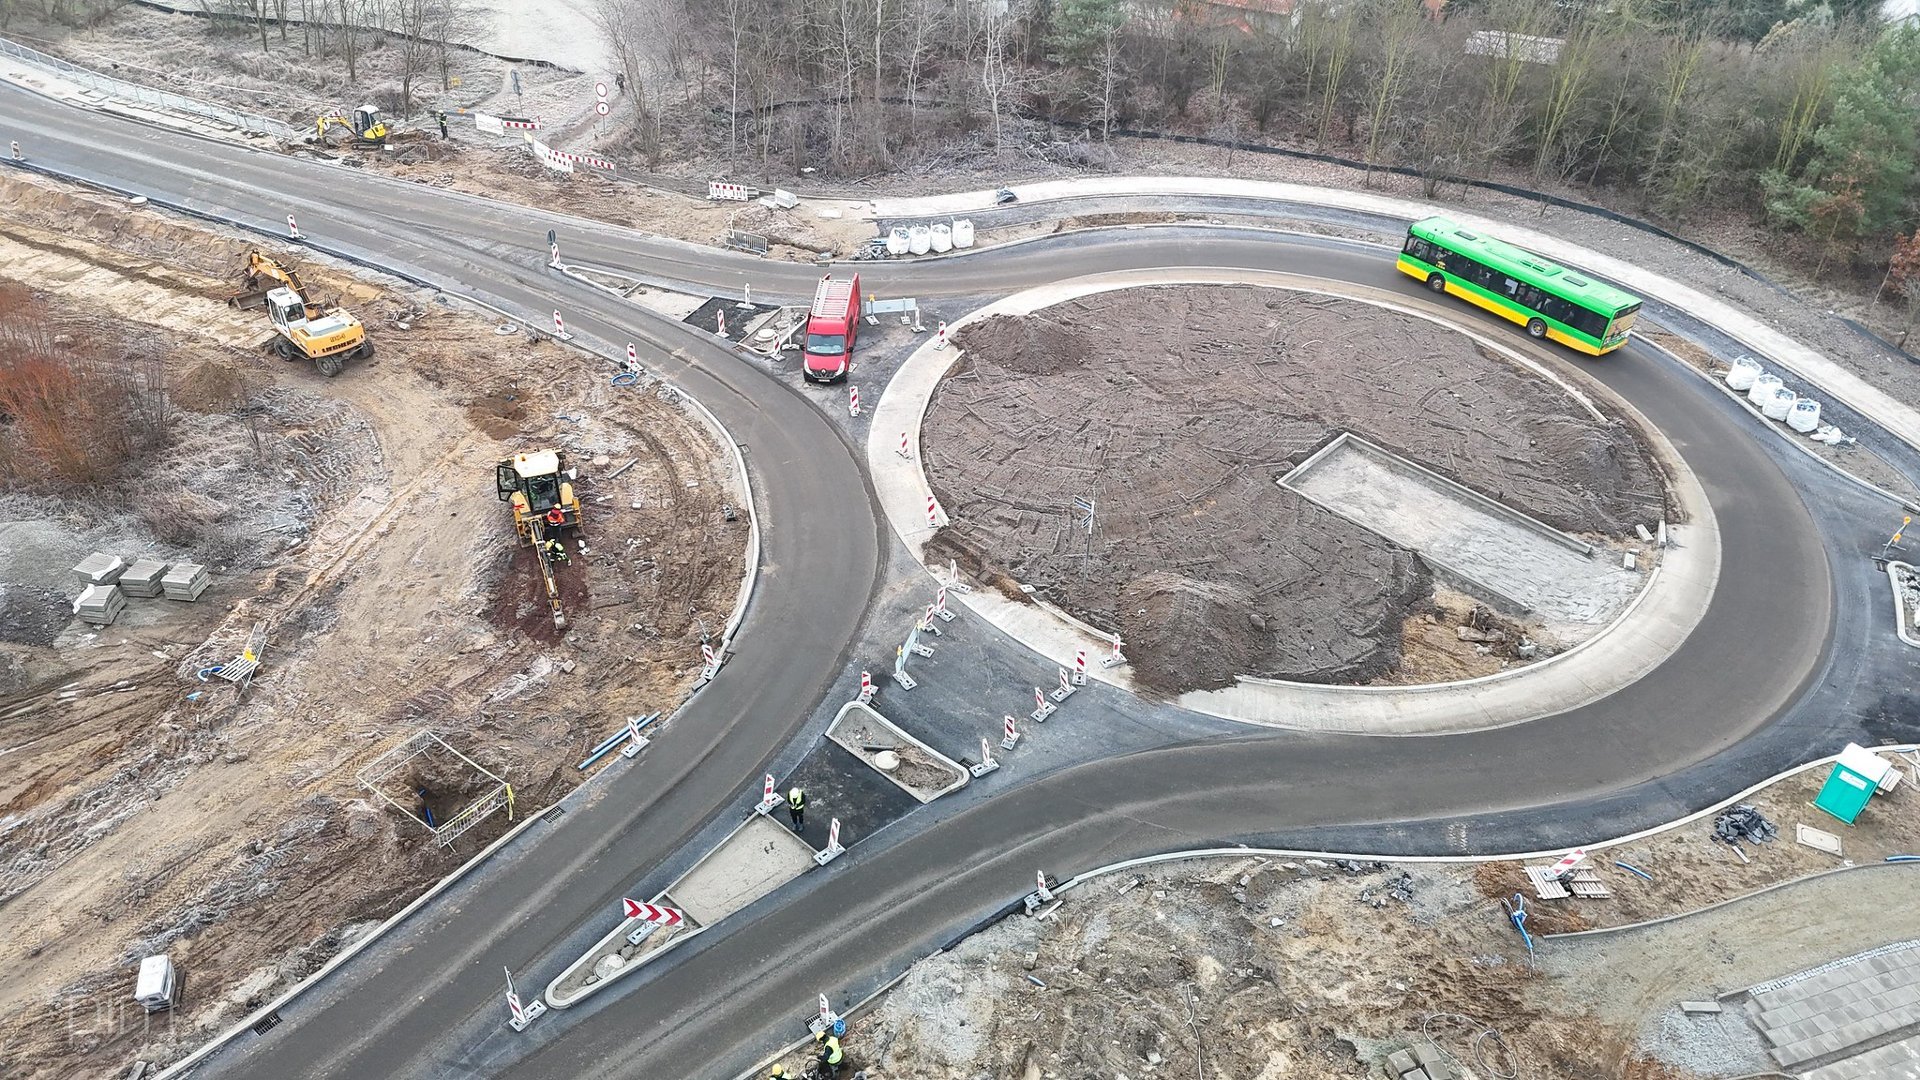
(591, 0, 1920, 303)
(4, 0, 1919, 310)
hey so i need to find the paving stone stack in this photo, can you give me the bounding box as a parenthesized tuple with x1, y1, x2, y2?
(72, 552, 127, 591)
(161, 563, 210, 602)
(118, 558, 170, 599)
(1385, 1044, 1454, 1080)
(73, 584, 127, 627)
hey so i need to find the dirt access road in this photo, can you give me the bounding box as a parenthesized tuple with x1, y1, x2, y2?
(0, 172, 745, 1079)
(923, 285, 1665, 695)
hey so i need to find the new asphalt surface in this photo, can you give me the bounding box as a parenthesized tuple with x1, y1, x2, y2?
(0, 85, 1900, 1079)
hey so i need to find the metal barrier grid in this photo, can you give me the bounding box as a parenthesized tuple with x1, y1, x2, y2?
(0, 35, 297, 139)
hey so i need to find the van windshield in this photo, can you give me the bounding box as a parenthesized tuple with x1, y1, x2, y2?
(806, 333, 847, 355)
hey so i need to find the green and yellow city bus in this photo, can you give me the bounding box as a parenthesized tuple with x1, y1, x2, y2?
(1396, 216, 1643, 356)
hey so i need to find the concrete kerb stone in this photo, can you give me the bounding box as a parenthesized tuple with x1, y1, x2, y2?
(545, 881, 708, 1008)
(825, 700, 971, 804)
(1886, 561, 1920, 649)
(1538, 863, 1920, 945)
(872, 176, 1920, 460)
(867, 267, 1720, 736)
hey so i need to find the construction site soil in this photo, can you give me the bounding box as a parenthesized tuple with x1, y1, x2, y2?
(817, 755, 1920, 1080)
(0, 172, 745, 1078)
(921, 286, 1665, 695)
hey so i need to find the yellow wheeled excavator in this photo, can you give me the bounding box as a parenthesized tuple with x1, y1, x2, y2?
(496, 450, 585, 630)
(228, 251, 372, 377)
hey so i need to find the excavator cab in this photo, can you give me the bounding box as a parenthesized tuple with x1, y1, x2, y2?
(352, 105, 384, 140)
(497, 450, 582, 542)
(264, 288, 310, 336)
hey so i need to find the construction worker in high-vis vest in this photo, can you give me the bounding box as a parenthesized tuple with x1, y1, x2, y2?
(815, 1030, 844, 1077)
(787, 787, 806, 831)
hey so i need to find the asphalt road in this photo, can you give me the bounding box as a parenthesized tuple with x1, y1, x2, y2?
(0, 86, 1848, 1080)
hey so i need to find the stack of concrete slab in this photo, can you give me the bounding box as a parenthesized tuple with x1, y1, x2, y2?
(73, 584, 127, 626)
(72, 552, 127, 591)
(161, 563, 210, 602)
(118, 558, 170, 599)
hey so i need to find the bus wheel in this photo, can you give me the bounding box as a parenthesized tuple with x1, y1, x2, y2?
(1526, 318, 1547, 338)
(1426, 274, 1447, 293)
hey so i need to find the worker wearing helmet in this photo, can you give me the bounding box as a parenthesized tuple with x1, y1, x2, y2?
(540, 537, 570, 565)
(787, 787, 806, 831)
(546, 506, 566, 527)
(815, 1030, 844, 1077)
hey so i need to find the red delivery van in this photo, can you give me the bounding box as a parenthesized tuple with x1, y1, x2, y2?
(804, 273, 859, 383)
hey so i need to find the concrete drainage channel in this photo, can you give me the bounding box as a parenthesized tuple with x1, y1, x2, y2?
(547, 700, 971, 1007)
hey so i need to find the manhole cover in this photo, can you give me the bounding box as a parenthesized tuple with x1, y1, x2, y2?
(495, 323, 519, 336)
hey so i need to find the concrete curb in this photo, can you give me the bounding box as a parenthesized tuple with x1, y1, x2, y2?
(867, 268, 1719, 736)
(544, 878, 707, 1008)
(826, 700, 971, 804)
(1887, 561, 1920, 649)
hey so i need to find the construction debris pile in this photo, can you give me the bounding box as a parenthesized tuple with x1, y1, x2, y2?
(922, 285, 1666, 694)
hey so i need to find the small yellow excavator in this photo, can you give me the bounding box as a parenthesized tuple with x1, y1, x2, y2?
(496, 450, 584, 629)
(228, 251, 372, 377)
(316, 105, 390, 148)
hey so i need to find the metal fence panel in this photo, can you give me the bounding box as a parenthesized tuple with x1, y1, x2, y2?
(0, 35, 297, 140)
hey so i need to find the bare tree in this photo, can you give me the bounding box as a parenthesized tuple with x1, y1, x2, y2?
(979, 0, 1016, 149)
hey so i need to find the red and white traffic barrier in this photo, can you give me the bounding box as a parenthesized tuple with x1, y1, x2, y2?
(925, 494, 942, 527)
(1057, 667, 1074, 697)
(935, 586, 948, 615)
(979, 736, 997, 769)
(1073, 649, 1088, 685)
(857, 670, 875, 704)
(1102, 636, 1127, 669)
(504, 967, 545, 1031)
(848, 385, 861, 416)
(501, 116, 543, 130)
(897, 431, 912, 460)
(554, 149, 616, 171)
(715, 309, 727, 337)
(934, 321, 948, 350)
(621, 897, 686, 925)
(700, 642, 720, 678)
(708, 180, 757, 201)
(1545, 848, 1587, 880)
(549, 241, 560, 266)
(625, 342, 639, 369)
(1031, 685, 1056, 722)
(8, 141, 20, 160)
(813, 817, 845, 866)
(1034, 869, 1055, 904)
(553, 310, 568, 338)
(1001, 714, 1020, 750)
(507, 986, 525, 1025)
(286, 214, 302, 239)
(755, 772, 780, 815)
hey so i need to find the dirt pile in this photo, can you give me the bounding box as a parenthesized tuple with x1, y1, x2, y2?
(923, 287, 1664, 693)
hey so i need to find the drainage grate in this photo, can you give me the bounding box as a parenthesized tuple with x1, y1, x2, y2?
(251, 1011, 282, 1035)
(542, 805, 566, 823)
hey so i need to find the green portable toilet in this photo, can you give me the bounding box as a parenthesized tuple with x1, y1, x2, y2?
(1812, 743, 1894, 825)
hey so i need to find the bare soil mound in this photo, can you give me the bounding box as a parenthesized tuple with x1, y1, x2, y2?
(925, 286, 1663, 694)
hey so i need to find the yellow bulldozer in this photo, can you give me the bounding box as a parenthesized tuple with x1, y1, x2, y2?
(496, 450, 584, 629)
(228, 251, 372, 377)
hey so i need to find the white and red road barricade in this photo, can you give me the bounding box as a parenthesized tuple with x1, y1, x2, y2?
(552, 310, 568, 338)
(971, 735, 1000, 777)
(532, 139, 574, 174)
(708, 180, 759, 201)
(925, 494, 942, 527)
(504, 967, 545, 1031)
(1102, 636, 1127, 669)
(1000, 714, 1020, 751)
(933, 586, 955, 622)
(500, 115, 542, 130)
(848, 385, 861, 416)
(857, 670, 875, 704)
(1546, 848, 1587, 880)
(286, 214, 302, 239)
(1030, 685, 1056, 723)
(813, 818, 845, 866)
(625, 343, 639, 370)
(715, 309, 728, 337)
(897, 431, 912, 460)
(934, 321, 949, 350)
(1024, 870, 1060, 917)
(1050, 667, 1075, 703)
(620, 714, 651, 758)
(755, 772, 781, 815)
(621, 898, 686, 926)
(1073, 649, 1088, 685)
(700, 642, 720, 679)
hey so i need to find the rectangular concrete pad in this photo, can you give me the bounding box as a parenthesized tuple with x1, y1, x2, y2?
(667, 813, 816, 926)
(1280, 433, 1639, 625)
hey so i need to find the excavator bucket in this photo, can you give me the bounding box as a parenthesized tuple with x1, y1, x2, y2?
(228, 288, 271, 311)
